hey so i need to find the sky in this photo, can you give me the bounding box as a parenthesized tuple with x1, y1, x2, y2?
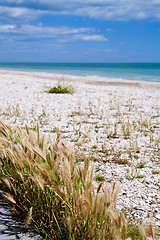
(0, 0, 160, 62)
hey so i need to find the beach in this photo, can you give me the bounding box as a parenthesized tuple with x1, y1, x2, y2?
(0, 70, 160, 235)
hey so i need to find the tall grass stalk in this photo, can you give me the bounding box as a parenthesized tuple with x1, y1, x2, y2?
(0, 120, 150, 239)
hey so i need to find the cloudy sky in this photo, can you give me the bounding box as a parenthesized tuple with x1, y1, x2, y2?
(0, 0, 160, 62)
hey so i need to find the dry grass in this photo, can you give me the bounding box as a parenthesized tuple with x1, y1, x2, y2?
(0, 120, 154, 240)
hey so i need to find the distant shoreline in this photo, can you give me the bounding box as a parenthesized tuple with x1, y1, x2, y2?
(0, 69, 160, 90)
(0, 62, 160, 83)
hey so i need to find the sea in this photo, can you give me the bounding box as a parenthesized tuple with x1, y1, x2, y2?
(0, 62, 160, 83)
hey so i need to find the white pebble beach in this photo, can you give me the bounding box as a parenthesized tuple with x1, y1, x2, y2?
(0, 70, 160, 236)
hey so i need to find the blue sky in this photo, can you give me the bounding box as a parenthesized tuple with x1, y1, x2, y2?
(0, 0, 160, 62)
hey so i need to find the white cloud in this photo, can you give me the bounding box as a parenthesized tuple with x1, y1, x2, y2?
(106, 28, 113, 32)
(0, 24, 16, 31)
(104, 49, 113, 52)
(1, 0, 160, 21)
(0, 0, 160, 21)
(0, 23, 107, 42)
(74, 34, 108, 41)
(0, 6, 47, 21)
(19, 25, 94, 37)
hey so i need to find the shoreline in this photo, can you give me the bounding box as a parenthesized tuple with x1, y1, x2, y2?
(0, 69, 160, 89)
(0, 69, 160, 236)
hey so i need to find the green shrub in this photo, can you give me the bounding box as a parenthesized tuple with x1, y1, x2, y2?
(48, 84, 74, 94)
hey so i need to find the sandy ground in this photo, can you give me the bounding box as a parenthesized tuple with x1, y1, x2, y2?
(0, 70, 160, 236)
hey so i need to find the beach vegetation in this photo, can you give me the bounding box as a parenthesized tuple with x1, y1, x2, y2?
(113, 157, 129, 165)
(95, 175, 105, 181)
(92, 144, 97, 149)
(152, 169, 159, 174)
(125, 222, 146, 240)
(51, 126, 60, 133)
(138, 161, 146, 168)
(121, 121, 132, 139)
(105, 122, 117, 139)
(0, 120, 154, 240)
(48, 83, 74, 94)
(136, 175, 144, 179)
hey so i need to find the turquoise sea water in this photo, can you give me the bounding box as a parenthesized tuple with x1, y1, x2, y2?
(0, 62, 160, 82)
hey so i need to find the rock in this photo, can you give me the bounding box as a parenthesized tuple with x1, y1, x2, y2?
(155, 214, 160, 220)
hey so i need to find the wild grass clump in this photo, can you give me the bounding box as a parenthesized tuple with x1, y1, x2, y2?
(48, 84, 74, 94)
(0, 121, 153, 239)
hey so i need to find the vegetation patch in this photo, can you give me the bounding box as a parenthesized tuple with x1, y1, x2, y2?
(0, 121, 155, 239)
(48, 84, 74, 94)
(96, 175, 105, 181)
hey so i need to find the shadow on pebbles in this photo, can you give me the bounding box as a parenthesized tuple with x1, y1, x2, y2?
(0, 200, 41, 240)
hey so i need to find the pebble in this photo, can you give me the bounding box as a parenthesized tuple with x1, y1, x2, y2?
(155, 214, 160, 220)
